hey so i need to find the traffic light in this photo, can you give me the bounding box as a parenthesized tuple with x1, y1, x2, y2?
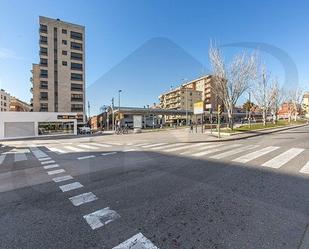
(218, 105, 222, 115)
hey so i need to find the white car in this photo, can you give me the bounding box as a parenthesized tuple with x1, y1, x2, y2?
(79, 126, 91, 134)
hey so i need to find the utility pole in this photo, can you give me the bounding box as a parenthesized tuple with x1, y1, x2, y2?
(248, 92, 251, 128)
(111, 98, 115, 131)
(118, 90, 122, 110)
(87, 101, 90, 127)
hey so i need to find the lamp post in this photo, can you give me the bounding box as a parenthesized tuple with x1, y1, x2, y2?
(118, 90, 122, 110)
(248, 92, 251, 128)
(182, 78, 188, 126)
(111, 98, 115, 131)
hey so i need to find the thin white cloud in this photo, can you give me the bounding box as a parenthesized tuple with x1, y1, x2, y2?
(0, 48, 24, 60)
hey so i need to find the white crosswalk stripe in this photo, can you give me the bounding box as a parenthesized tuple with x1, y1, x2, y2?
(164, 143, 207, 152)
(233, 146, 279, 163)
(112, 232, 159, 249)
(0, 154, 6, 165)
(47, 169, 65, 175)
(78, 155, 95, 160)
(59, 182, 83, 192)
(90, 143, 112, 148)
(142, 143, 167, 148)
(14, 153, 27, 162)
(43, 164, 59, 169)
(299, 161, 309, 174)
(38, 157, 52, 161)
(31, 148, 48, 159)
(46, 147, 66, 154)
(262, 148, 305, 168)
(151, 143, 186, 150)
(41, 160, 55, 165)
(210, 145, 260, 159)
(192, 144, 242, 157)
(52, 175, 73, 183)
(83, 207, 120, 230)
(77, 144, 100, 150)
(64, 146, 84, 152)
(180, 143, 223, 155)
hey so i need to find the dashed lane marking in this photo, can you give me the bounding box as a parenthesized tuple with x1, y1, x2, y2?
(210, 145, 260, 159)
(78, 155, 95, 160)
(83, 207, 120, 230)
(232, 146, 280, 163)
(262, 148, 305, 168)
(41, 160, 55, 165)
(47, 169, 66, 175)
(102, 152, 118, 156)
(59, 182, 83, 192)
(112, 232, 159, 249)
(69, 192, 98, 206)
(52, 175, 74, 183)
(123, 149, 136, 152)
(43, 164, 59, 169)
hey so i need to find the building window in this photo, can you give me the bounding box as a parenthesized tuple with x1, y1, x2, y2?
(62, 50, 67, 55)
(40, 92, 48, 100)
(70, 42, 83, 51)
(71, 104, 83, 112)
(40, 24, 48, 33)
(71, 52, 83, 61)
(40, 81, 48, 89)
(71, 93, 83, 102)
(40, 47, 48, 56)
(70, 31, 83, 40)
(40, 58, 48, 66)
(40, 69, 48, 78)
(62, 29, 67, 34)
(71, 62, 83, 71)
(40, 103, 48, 112)
(71, 83, 83, 91)
(62, 61, 67, 66)
(62, 40, 67, 45)
(71, 73, 83, 81)
(40, 36, 48, 44)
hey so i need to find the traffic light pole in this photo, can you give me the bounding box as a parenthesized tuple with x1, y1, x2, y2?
(218, 112, 221, 139)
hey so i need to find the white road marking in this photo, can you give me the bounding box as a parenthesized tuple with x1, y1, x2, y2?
(134, 143, 150, 147)
(210, 145, 260, 159)
(90, 143, 111, 148)
(0, 154, 6, 165)
(64, 146, 84, 152)
(151, 143, 186, 150)
(47, 147, 66, 154)
(262, 148, 305, 168)
(300, 161, 309, 174)
(78, 155, 95, 160)
(47, 169, 65, 175)
(102, 152, 117, 156)
(77, 144, 100, 150)
(31, 148, 48, 159)
(164, 143, 207, 152)
(43, 164, 59, 169)
(14, 153, 27, 162)
(233, 146, 280, 163)
(123, 149, 136, 152)
(59, 182, 83, 192)
(180, 143, 223, 155)
(112, 232, 159, 249)
(142, 143, 167, 148)
(38, 157, 52, 161)
(52, 175, 74, 183)
(83, 207, 120, 230)
(69, 192, 98, 206)
(192, 144, 242, 157)
(41, 160, 55, 165)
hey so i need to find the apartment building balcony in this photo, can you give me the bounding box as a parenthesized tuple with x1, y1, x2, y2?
(71, 98, 83, 102)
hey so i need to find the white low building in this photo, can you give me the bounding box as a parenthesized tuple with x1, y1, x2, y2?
(0, 112, 77, 140)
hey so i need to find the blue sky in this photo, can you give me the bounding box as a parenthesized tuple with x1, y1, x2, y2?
(0, 0, 308, 113)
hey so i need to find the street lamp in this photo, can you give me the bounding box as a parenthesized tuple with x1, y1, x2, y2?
(118, 90, 122, 110)
(181, 78, 188, 126)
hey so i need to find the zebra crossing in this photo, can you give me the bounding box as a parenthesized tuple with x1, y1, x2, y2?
(45, 142, 114, 154)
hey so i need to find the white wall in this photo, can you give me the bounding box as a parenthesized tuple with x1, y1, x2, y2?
(0, 112, 77, 140)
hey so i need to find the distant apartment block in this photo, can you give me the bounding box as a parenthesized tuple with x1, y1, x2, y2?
(0, 89, 11, 112)
(31, 16, 85, 123)
(10, 97, 31, 112)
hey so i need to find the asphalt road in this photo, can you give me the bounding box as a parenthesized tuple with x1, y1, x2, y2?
(1, 126, 309, 249)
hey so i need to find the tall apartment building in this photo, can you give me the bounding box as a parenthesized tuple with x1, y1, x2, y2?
(31, 16, 85, 123)
(0, 89, 11, 112)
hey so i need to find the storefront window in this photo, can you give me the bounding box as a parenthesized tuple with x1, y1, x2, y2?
(38, 122, 74, 135)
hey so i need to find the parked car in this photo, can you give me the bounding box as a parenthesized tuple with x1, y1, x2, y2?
(79, 126, 91, 134)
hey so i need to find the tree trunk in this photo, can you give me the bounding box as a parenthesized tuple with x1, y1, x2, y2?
(227, 108, 233, 130)
(262, 109, 266, 126)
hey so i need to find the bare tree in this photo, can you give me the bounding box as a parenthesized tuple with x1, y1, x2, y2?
(270, 79, 285, 124)
(253, 65, 277, 126)
(209, 43, 257, 129)
(288, 87, 303, 122)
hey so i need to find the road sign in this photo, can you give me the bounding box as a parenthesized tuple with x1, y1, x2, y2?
(205, 104, 212, 109)
(194, 101, 204, 114)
